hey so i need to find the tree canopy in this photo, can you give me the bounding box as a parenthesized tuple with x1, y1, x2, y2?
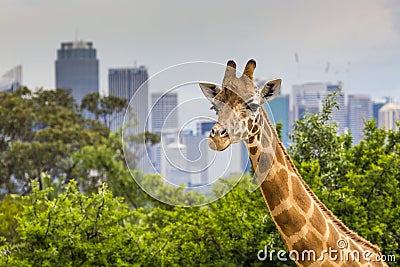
(0, 88, 398, 266)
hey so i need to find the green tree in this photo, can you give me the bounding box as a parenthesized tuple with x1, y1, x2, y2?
(0, 195, 23, 245)
(80, 92, 127, 128)
(337, 122, 400, 261)
(1, 86, 398, 266)
(0, 180, 143, 267)
(289, 91, 400, 265)
(289, 90, 352, 201)
(0, 88, 110, 196)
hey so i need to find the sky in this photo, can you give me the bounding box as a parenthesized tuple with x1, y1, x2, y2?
(1, 0, 400, 103)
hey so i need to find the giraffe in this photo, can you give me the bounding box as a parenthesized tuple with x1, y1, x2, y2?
(199, 59, 388, 267)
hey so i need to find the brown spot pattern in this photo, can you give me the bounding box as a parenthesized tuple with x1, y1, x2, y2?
(249, 146, 257, 155)
(261, 169, 290, 210)
(273, 207, 306, 237)
(258, 154, 272, 173)
(247, 119, 253, 131)
(326, 223, 340, 251)
(248, 136, 255, 143)
(292, 231, 323, 266)
(292, 176, 312, 214)
(310, 206, 327, 236)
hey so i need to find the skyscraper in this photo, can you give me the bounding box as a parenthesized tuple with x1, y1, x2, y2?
(347, 94, 372, 144)
(0, 65, 22, 92)
(181, 130, 209, 186)
(108, 66, 149, 132)
(292, 82, 346, 132)
(292, 82, 327, 120)
(150, 92, 178, 133)
(55, 41, 99, 104)
(378, 103, 400, 131)
(327, 83, 346, 133)
(148, 92, 178, 174)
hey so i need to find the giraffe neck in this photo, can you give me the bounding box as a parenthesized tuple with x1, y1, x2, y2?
(245, 108, 384, 266)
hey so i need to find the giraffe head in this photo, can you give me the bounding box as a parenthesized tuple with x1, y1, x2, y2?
(199, 59, 281, 151)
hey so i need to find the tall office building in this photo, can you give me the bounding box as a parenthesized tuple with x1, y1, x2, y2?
(0, 65, 22, 92)
(292, 82, 346, 132)
(162, 139, 190, 186)
(151, 92, 178, 133)
(55, 41, 99, 104)
(108, 66, 149, 132)
(148, 92, 178, 174)
(348, 94, 372, 144)
(292, 82, 327, 120)
(327, 83, 346, 133)
(378, 103, 400, 131)
(181, 130, 209, 186)
(148, 129, 190, 185)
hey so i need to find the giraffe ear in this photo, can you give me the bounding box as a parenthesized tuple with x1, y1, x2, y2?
(260, 78, 281, 101)
(199, 83, 221, 101)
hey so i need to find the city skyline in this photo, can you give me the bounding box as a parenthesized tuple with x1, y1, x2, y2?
(0, 1, 399, 102)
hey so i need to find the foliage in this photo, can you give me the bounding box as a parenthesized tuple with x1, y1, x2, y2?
(0, 88, 159, 199)
(290, 90, 352, 192)
(0, 178, 293, 267)
(81, 92, 127, 128)
(0, 87, 398, 266)
(290, 91, 400, 265)
(0, 195, 23, 245)
(0, 87, 110, 196)
(0, 180, 140, 267)
(123, 131, 161, 169)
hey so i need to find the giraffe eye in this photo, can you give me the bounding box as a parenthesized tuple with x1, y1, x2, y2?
(246, 102, 259, 112)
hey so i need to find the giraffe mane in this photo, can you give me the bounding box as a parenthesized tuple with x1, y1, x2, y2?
(260, 107, 382, 255)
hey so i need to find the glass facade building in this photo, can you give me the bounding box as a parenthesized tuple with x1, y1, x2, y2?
(55, 41, 99, 105)
(0, 65, 22, 92)
(108, 66, 149, 133)
(348, 94, 372, 144)
(327, 83, 346, 133)
(150, 92, 178, 133)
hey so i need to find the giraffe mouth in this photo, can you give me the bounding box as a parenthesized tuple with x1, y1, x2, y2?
(208, 137, 231, 151)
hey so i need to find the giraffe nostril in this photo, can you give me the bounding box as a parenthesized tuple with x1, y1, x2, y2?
(220, 129, 228, 137)
(210, 128, 216, 137)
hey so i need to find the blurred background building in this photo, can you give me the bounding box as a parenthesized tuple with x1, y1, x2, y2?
(55, 41, 99, 105)
(347, 94, 372, 144)
(108, 66, 149, 133)
(379, 102, 400, 131)
(151, 92, 178, 133)
(0, 65, 22, 92)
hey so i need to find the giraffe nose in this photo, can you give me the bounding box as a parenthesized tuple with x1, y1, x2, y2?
(209, 125, 228, 138)
(208, 124, 231, 151)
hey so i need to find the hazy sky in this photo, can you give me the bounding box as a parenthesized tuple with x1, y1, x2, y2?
(1, 0, 399, 102)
